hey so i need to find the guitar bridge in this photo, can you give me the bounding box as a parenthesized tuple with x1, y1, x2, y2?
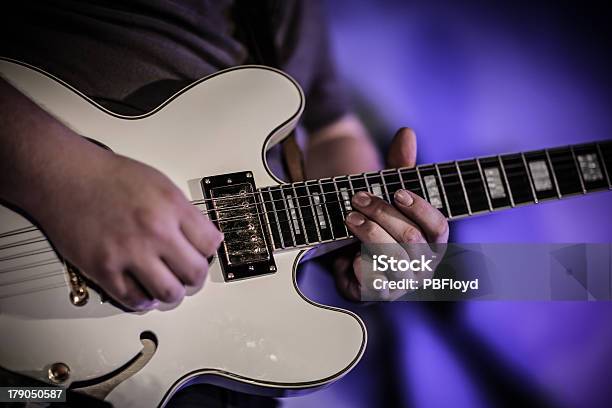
(201, 172, 276, 281)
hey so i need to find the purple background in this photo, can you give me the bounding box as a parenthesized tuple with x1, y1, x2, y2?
(287, 1, 612, 407)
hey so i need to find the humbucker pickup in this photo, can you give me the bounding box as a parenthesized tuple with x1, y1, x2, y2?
(201, 171, 276, 281)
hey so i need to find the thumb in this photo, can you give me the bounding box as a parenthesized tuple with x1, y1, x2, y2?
(386, 127, 417, 168)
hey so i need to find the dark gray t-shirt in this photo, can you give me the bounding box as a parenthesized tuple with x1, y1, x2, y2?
(1, 0, 348, 132)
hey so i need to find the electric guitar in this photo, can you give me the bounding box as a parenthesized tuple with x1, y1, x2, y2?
(0, 58, 610, 407)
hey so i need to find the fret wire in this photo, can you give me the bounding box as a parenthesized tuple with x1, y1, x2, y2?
(397, 168, 406, 190)
(380, 170, 392, 202)
(498, 155, 515, 207)
(476, 158, 494, 211)
(363, 173, 372, 197)
(279, 187, 298, 246)
(332, 177, 351, 236)
(305, 183, 323, 242)
(255, 191, 276, 249)
(596, 143, 612, 189)
(415, 167, 426, 197)
(317, 179, 337, 240)
(267, 188, 285, 249)
(455, 161, 472, 215)
(521, 153, 538, 203)
(291, 183, 308, 242)
(434, 164, 452, 218)
(570, 146, 587, 194)
(544, 149, 562, 198)
(347, 176, 356, 196)
(255, 190, 276, 249)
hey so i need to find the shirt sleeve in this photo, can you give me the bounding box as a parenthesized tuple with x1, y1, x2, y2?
(276, 0, 351, 133)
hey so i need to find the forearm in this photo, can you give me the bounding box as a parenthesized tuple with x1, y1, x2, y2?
(0, 78, 104, 215)
(304, 114, 382, 179)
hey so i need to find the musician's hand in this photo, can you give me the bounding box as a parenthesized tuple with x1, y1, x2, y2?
(35, 148, 223, 311)
(335, 128, 449, 300)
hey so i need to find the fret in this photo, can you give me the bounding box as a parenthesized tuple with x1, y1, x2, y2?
(321, 178, 350, 238)
(435, 164, 452, 217)
(260, 188, 283, 249)
(290, 185, 308, 243)
(475, 158, 493, 211)
(570, 146, 587, 194)
(398, 169, 406, 189)
(598, 141, 612, 189)
(380, 171, 392, 202)
(269, 186, 295, 247)
(365, 172, 387, 201)
(257, 190, 277, 250)
(547, 147, 583, 196)
(500, 154, 535, 205)
(521, 153, 538, 203)
(523, 150, 558, 201)
(573, 143, 608, 192)
(596, 142, 612, 189)
(415, 167, 426, 197)
(306, 181, 333, 241)
(459, 159, 490, 213)
(437, 162, 469, 217)
(381, 169, 403, 202)
(399, 168, 424, 198)
(497, 156, 515, 207)
(334, 176, 353, 213)
(455, 161, 472, 214)
(281, 185, 305, 246)
(544, 149, 561, 198)
(349, 174, 368, 196)
(417, 165, 449, 217)
(293, 182, 320, 244)
(479, 156, 512, 209)
(346, 176, 356, 196)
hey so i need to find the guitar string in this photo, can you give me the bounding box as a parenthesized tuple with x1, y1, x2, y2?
(0, 156, 594, 273)
(0, 159, 586, 242)
(0, 179, 598, 295)
(0, 175, 582, 287)
(0, 164, 597, 264)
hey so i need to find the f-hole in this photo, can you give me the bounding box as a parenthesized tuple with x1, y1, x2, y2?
(70, 331, 158, 401)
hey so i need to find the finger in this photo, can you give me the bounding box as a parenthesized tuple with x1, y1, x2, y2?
(345, 211, 397, 245)
(130, 257, 186, 304)
(351, 191, 427, 244)
(351, 252, 395, 301)
(393, 189, 449, 244)
(107, 271, 157, 311)
(161, 228, 209, 287)
(181, 209, 224, 257)
(387, 128, 417, 169)
(332, 254, 362, 301)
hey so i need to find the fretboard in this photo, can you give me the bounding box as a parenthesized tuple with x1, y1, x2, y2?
(259, 140, 612, 250)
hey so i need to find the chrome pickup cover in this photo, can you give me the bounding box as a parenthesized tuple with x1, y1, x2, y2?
(201, 172, 276, 281)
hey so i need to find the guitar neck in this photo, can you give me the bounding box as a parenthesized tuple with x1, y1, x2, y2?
(259, 140, 612, 250)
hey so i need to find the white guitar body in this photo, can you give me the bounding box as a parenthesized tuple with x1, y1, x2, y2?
(0, 59, 366, 407)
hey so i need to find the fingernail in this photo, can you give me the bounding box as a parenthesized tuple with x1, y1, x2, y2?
(395, 189, 414, 206)
(346, 212, 365, 226)
(353, 192, 371, 207)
